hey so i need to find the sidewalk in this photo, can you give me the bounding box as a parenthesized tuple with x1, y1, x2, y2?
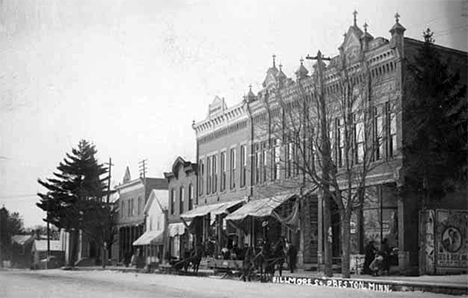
(66, 265, 468, 295)
(278, 268, 468, 295)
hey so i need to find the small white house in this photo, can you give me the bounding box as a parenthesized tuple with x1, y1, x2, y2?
(133, 189, 168, 266)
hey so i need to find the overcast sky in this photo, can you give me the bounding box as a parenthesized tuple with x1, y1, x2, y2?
(0, 0, 466, 228)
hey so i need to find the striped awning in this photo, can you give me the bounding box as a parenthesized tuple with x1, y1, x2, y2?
(225, 193, 297, 221)
(180, 199, 245, 221)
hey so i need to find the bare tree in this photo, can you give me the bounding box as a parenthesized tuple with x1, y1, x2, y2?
(253, 50, 399, 278)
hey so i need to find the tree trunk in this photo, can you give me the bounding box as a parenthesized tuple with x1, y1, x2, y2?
(341, 210, 351, 278)
(357, 189, 365, 254)
(323, 194, 333, 277)
(69, 230, 79, 268)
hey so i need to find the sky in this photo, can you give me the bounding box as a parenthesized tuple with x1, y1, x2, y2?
(0, 0, 466, 229)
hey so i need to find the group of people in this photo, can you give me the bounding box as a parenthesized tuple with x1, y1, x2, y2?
(363, 238, 392, 276)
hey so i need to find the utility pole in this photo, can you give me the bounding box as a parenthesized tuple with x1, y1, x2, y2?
(103, 158, 114, 269)
(106, 158, 114, 205)
(306, 51, 333, 277)
(46, 195, 50, 270)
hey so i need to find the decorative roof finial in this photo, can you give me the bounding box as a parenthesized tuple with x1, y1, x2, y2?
(300, 58, 304, 65)
(249, 84, 252, 91)
(353, 10, 358, 26)
(272, 54, 276, 68)
(363, 22, 368, 32)
(279, 63, 283, 70)
(395, 12, 400, 23)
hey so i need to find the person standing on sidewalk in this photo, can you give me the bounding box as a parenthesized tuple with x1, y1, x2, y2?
(363, 240, 376, 275)
(379, 238, 391, 275)
(287, 241, 297, 273)
(242, 245, 253, 282)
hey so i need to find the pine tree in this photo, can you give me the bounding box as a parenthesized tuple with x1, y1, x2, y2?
(403, 28, 467, 206)
(0, 207, 25, 264)
(37, 140, 111, 267)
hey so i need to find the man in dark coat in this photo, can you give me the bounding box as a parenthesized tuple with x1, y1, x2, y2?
(379, 238, 391, 274)
(287, 241, 297, 273)
(242, 245, 253, 282)
(363, 240, 377, 275)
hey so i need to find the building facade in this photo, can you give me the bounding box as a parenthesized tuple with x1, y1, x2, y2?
(115, 167, 168, 264)
(190, 12, 467, 273)
(164, 157, 197, 260)
(132, 189, 168, 267)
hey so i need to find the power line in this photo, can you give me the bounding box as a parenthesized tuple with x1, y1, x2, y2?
(0, 194, 37, 199)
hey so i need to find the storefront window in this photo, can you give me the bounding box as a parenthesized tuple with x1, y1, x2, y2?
(362, 185, 398, 262)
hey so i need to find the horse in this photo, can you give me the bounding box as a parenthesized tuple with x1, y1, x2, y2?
(251, 242, 271, 282)
(270, 239, 286, 277)
(189, 245, 204, 274)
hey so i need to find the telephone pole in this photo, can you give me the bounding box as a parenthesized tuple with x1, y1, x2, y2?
(46, 194, 50, 270)
(306, 51, 333, 277)
(105, 158, 114, 205)
(103, 158, 114, 269)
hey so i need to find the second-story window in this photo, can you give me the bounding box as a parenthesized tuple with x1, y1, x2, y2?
(286, 137, 293, 178)
(293, 135, 300, 177)
(121, 201, 125, 218)
(230, 148, 236, 189)
(387, 102, 397, 158)
(255, 143, 261, 185)
(198, 159, 204, 196)
(179, 187, 184, 214)
(262, 142, 268, 182)
(355, 120, 365, 164)
(374, 107, 384, 161)
(240, 145, 246, 187)
(220, 152, 226, 191)
(273, 139, 281, 180)
(207, 156, 212, 194)
(150, 216, 153, 231)
(337, 119, 345, 168)
(188, 184, 194, 210)
(128, 199, 134, 217)
(170, 189, 176, 215)
(137, 197, 142, 215)
(212, 155, 217, 193)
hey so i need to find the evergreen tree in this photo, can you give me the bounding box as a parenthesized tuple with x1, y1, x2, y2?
(0, 207, 25, 264)
(37, 140, 112, 266)
(403, 28, 467, 206)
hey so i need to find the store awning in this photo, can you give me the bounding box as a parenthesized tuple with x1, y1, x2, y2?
(225, 193, 297, 221)
(180, 199, 245, 221)
(132, 230, 164, 246)
(168, 222, 188, 237)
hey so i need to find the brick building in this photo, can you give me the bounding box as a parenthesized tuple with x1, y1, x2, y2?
(189, 13, 467, 272)
(164, 157, 197, 259)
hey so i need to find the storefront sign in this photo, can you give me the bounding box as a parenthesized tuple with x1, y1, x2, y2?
(272, 276, 392, 293)
(436, 210, 468, 268)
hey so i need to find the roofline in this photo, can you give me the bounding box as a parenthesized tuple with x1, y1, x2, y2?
(404, 37, 468, 56)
